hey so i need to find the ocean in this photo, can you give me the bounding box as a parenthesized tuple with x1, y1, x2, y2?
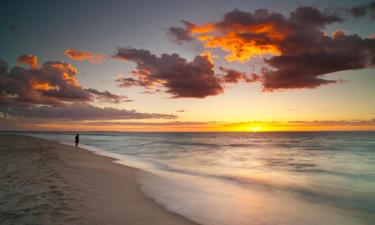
(11, 131, 375, 225)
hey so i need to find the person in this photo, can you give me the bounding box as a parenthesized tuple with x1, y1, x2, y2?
(75, 134, 79, 147)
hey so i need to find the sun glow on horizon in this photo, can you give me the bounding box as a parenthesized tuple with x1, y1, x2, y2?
(5, 119, 375, 132)
(248, 126, 263, 132)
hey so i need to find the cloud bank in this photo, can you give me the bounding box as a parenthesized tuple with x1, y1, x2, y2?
(168, 5, 375, 91)
(0, 103, 176, 120)
(1, 55, 176, 121)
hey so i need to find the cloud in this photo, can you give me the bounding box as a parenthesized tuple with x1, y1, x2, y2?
(65, 48, 104, 63)
(0, 56, 127, 106)
(86, 88, 132, 103)
(332, 29, 347, 39)
(1, 55, 178, 123)
(0, 119, 209, 131)
(221, 71, 243, 83)
(114, 47, 224, 98)
(219, 67, 260, 83)
(0, 58, 8, 74)
(289, 119, 375, 126)
(349, 1, 375, 19)
(262, 32, 375, 90)
(168, 21, 194, 44)
(169, 6, 375, 90)
(0, 103, 176, 120)
(0, 55, 187, 125)
(17, 54, 40, 69)
(1, 58, 88, 105)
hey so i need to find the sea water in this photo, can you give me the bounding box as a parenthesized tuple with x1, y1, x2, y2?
(14, 131, 375, 225)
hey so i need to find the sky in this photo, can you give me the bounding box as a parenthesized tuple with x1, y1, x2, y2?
(0, 0, 375, 131)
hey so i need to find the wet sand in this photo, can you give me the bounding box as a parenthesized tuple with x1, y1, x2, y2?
(0, 134, 197, 225)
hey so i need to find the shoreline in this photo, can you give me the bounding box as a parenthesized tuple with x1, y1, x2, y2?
(0, 134, 198, 225)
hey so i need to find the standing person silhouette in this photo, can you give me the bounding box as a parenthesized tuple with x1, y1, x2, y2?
(75, 134, 79, 147)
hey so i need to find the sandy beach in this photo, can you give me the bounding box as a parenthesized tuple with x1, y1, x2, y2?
(0, 134, 197, 225)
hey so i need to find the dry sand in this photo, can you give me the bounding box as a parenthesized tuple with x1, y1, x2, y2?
(0, 134, 198, 225)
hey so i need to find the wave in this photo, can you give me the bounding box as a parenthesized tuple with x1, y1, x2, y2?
(59, 140, 374, 213)
(143, 159, 375, 212)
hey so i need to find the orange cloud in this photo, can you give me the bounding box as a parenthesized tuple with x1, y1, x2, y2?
(169, 7, 375, 91)
(31, 82, 59, 91)
(200, 51, 215, 64)
(190, 23, 215, 33)
(188, 22, 285, 62)
(47, 61, 80, 87)
(332, 29, 346, 39)
(65, 48, 104, 63)
(17, 54, 40, 69)
(1, 56, 127, 106)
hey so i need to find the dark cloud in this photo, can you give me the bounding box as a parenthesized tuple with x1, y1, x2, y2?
(114, 47, 224, 98)
(0, 56, 128, 106)
(168, 21, 194, 44)
(86, 88, 132, 103)
(350, 1, 375, 19)
(78, 121, 210, 126)
(0, 58, 8, 74)
(220, 67, 246, 83)
(263, 33, 375, 90)
(219, 67, 260, 83)
(116, 77, 152, 88)
(0, 103, 177, 120)
(289, 6, 343, 27)
(0, 119, 210, 131)
(169, 6, 375, 91)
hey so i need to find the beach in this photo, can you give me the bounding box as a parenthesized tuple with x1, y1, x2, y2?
(1, 132, 374, 225)
(0, 134, 197, 225)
